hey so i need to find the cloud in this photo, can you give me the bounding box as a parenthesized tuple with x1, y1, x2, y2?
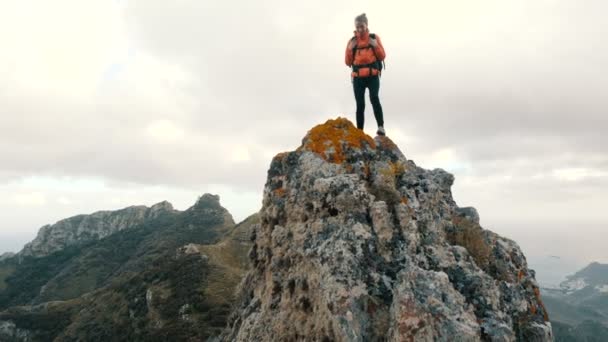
(12, 192, 46, 206)
(552, 167, 608, 182)
(145, 120, 186, 142)
(0, 0, 606, 258)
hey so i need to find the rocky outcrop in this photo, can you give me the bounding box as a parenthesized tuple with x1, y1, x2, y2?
(222, 118, 552, 341)
(17, 200, 177, 258)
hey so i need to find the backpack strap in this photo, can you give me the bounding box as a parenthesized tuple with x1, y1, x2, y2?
(350, 36, 358, 79)
(368, 33, 384, 76)
(368, 33, 379, 60)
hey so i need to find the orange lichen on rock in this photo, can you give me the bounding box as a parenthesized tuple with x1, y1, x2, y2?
(274, 188, 286, 197)
(376, 135, 399, 151)
(363, 163, 371, 178)
(517, 269, 525, 282)
(533, 287, 550, 322)
(301, 117, 376, 164)
(272, 151, 290, 162)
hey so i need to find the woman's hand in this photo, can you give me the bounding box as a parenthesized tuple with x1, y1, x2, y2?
(369, 38, 378, 47)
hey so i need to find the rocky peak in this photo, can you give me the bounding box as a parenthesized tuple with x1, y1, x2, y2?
(193, 193, 222, 209)
(17, 200, 177, 259)
(182, 193, 236, 231)
(222, 118, 552, 341)
(150, 200, 174, 213)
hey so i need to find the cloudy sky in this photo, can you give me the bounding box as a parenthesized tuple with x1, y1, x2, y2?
(1, 0, 606, 280)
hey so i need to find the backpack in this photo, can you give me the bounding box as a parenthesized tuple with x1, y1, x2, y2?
(350, 33, 385, 74)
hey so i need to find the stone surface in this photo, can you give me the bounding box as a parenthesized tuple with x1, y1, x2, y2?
(222, 118, 552, 342)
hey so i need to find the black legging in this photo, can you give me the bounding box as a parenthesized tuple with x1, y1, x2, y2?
(353, 75, 384, 130)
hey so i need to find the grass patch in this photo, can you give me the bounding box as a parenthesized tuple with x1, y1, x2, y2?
(446, 216, 491, 270)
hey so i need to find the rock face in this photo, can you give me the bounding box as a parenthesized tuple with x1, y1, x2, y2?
(222, 118, 552, 341)
(18, 200, 176, 258)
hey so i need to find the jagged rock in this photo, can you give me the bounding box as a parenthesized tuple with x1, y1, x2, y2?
(188, 194, 236, 230)
(222, 118, 552, 342)
(17, 200, 177, 258)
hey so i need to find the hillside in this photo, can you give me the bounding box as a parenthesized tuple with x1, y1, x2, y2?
(543, 262, 608, 341)
(0, 194, 256, 341)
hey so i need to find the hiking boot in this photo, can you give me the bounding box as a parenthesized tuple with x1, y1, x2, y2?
(377, 126, 386, 136)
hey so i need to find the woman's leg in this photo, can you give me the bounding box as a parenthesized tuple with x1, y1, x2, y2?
(368, 75, 384, 127)
(352, 77, 367, 129)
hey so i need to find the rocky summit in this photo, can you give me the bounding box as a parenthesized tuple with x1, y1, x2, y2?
(222, 118, 553, 342)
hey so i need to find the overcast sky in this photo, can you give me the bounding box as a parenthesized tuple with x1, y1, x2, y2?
(1, 1, 606, 280)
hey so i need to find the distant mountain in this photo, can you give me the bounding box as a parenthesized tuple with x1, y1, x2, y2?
(552, 320, 608, 342)
(0, 253, 14, 262)
(528, 254, 585, 288)
(543, 262, 608, 341)
(561, 262, 608, 294)
(18, 200, 177, 258)
(0, 194, 258, 341)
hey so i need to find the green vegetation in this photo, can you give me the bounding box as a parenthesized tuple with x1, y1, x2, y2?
(0, 264, 15, 291)
(0, 201, 253, 341)
(552, 320, 608, 342)
(0, 203, 233, 310)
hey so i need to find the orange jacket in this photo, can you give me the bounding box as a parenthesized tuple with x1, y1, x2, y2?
(345, 29, 386, 77)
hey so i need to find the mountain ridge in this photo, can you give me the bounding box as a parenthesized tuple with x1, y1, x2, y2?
(0, 194, 255, 341)
(17, 200, 178, 259)
(542, 261, 608, 341)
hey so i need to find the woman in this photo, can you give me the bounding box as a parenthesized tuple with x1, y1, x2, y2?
(345, 13, 387, 136)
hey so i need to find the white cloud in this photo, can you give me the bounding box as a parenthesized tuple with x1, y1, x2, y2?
(0, 0, 128, 97)
(553, 167, 608, 182)
(56, 196, 72, 205)
(145, 120, 185, 142)
(230, 145, 252, 163)
(12, 192, 46, 206)
(0, 0, 606, 261)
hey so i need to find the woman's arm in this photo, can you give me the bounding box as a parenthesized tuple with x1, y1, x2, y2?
(345, 38, 355, 66)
